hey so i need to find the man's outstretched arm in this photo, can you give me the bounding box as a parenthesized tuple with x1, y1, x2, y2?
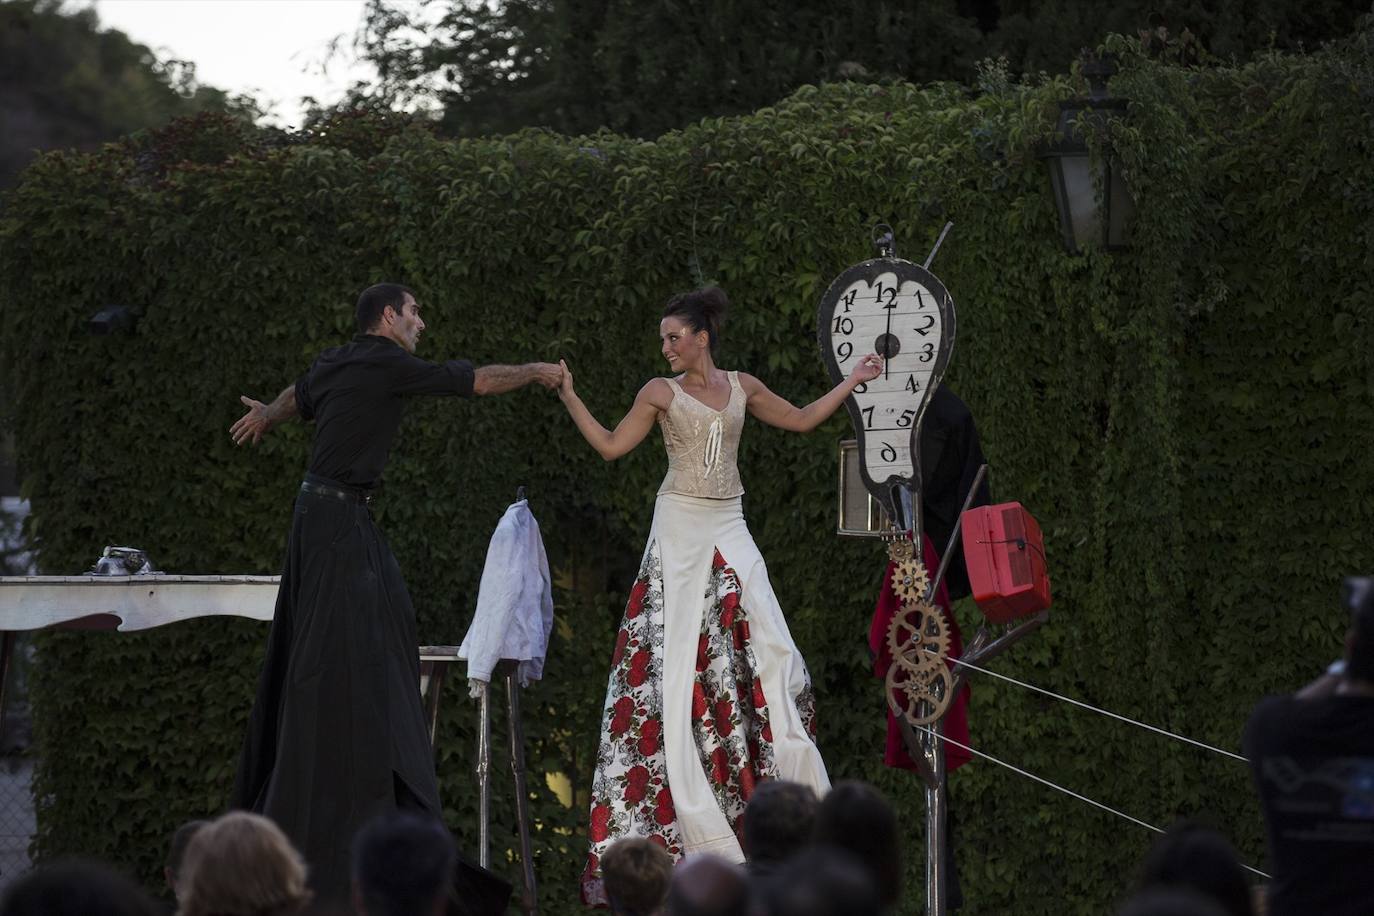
(230, 385, 298, 446)
(472, 363, 563, 396)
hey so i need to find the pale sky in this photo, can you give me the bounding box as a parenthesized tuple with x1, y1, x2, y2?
(81, 0, 387, 129)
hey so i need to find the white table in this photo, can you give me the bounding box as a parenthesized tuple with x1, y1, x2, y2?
(0, 576, 469, 752)
(0, 574, 280, 631)
(0, 574, 281, 734)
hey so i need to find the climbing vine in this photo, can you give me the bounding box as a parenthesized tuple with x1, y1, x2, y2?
(2, 23, 1372, 914)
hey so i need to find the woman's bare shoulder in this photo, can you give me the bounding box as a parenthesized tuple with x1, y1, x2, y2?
(640, 377, 675, 408)
(735, 371, 765, 393)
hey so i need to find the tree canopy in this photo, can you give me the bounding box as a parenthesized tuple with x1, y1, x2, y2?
(0, 0, 256, 191)
(341, 0, 1374, 137)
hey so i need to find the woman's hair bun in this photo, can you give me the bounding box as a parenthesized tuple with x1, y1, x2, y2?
(663, 286, 729, 350)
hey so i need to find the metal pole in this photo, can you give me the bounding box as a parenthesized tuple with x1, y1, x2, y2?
(505, 667, 539, 916)
(425, 662, 448, 749)
(951, 611, 1050, 695)
(923, 222, 955, 270)
(475, 681, 492, 869)
(925, 464, 988, 604)
(924, 719, 948, 916)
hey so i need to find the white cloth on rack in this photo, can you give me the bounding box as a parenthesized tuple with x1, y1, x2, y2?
(458, 498, 554, 693)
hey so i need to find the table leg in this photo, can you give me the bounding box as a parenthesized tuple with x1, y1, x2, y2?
(505, 670, 539, 916)
(425, 662, 448, 749)
(476, 682, 492, 870)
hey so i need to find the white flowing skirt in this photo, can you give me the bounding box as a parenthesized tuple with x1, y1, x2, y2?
(581, 493, 829, 903)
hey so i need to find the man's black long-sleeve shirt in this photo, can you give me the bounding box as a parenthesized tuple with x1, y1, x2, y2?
(294, 334, 474, 490)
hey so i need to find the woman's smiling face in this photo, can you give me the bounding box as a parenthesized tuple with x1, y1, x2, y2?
(660, 316, 707, 369)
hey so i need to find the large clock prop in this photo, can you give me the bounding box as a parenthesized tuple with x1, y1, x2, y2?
(818, 225, 1051, 916)
(817, 228, 955, 542)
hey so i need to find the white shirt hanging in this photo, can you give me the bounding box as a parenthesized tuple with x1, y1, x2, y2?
(458, 499, 554, 693)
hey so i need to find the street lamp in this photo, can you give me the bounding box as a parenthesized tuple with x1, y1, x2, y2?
(1041, 55, 1135, 253)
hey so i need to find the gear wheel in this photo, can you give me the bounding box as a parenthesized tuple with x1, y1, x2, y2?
(886, 598, 950, 674)
(889, 558, 930, 604)
(885, 537, 915, 564)
(885, 660, 955, 726)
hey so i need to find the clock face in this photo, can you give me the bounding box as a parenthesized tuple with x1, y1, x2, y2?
(817, 257, 956, 526)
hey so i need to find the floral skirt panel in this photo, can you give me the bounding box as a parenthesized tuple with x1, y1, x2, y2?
(581, 493, 828, 905)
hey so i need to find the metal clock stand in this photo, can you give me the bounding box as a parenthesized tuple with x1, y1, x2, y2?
(817, 226, 1047, 915)
(885, 467, 1048, 916)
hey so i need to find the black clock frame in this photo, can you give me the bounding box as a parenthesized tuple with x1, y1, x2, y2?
(816, 256, 957, 535)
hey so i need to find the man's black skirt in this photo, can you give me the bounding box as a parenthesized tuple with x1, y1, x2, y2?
(232, 477, 449, 898)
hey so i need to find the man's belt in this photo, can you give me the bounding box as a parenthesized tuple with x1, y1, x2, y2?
(299, 480, 373, 505)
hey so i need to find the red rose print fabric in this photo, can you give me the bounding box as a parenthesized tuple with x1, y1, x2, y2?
(581, 542, 811, 904)
(581, 543, 681, 905)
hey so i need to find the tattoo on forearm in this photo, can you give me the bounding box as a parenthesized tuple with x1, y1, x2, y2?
(267, 385, 297, 423)
(474, 364, 538, 395)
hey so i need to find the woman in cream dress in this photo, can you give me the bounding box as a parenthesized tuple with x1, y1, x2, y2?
(558, 287, 881, 903)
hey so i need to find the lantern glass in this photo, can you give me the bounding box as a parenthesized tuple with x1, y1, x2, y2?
(1041, 61, 1135, 254)
(1054, 153, 1098, 252)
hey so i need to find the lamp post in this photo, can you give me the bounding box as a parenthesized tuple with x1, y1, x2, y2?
(1041, 55, 1135, 253)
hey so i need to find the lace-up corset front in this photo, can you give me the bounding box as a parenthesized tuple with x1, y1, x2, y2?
(657, 371, 746, 499)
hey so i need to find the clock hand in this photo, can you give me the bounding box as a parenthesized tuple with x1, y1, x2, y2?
(883, 296, 892, 380)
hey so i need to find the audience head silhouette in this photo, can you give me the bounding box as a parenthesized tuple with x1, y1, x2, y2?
(742, 780, 819, 870)
(1134, 821, 1255, 916)
(0, 860, 161, 916)
(175, 811, 311, 916)
(1119, 888, 1230, 916)
(666, 854, 748, 916)
(811, 780, 901, 906)
(351, 811, 457, 916)
(600, 837, 672, 916)
(759, 847, 882, 916)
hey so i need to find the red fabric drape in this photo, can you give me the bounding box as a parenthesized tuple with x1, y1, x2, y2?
(868, 534, 971, 772)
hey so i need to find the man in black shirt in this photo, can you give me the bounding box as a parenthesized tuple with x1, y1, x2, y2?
(1243, 576, 1374, 916)
(227, 283, 561, 902)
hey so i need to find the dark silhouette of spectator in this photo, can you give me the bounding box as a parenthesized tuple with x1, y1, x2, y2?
(350, 811, 457, 916)
(811, 781, 901, 908)
(1118, 888, 1229, 916)
(1133, 822, 1255, 916)
(599, 837, 672, 916)
(165, 818, 209, 903)
(176, 811, 311, 916)
(666, 855, 747, 916)
(1243, 575, 1374, 916)
(0, 859, 161, 916)
(758, 847, 882, 916)
(740, 780, 818, 877)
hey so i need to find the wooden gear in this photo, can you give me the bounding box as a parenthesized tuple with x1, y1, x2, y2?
(882, 541, 955, 726)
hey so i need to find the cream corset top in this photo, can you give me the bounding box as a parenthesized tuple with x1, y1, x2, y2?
(657, 370, 746, 499)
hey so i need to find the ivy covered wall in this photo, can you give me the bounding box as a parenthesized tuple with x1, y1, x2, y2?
(2, 27, 1373, 914)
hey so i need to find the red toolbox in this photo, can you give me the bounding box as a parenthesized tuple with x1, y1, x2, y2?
(959, 502, 1052, 623)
